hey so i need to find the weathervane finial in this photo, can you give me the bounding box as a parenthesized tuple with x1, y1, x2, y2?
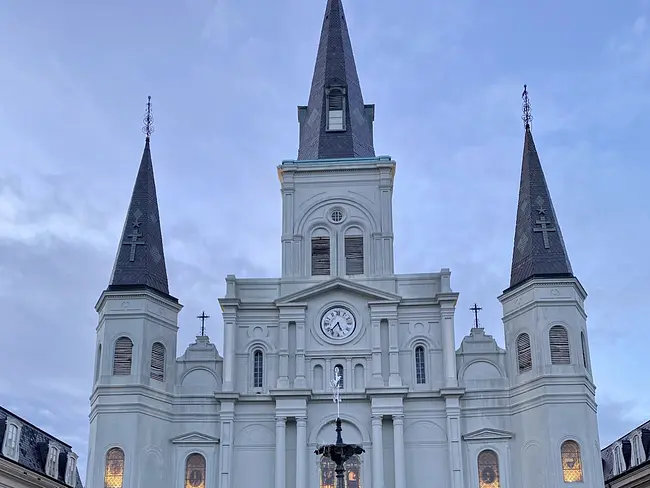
(522, 84, 532, 130)
(142, 95, 154, 139)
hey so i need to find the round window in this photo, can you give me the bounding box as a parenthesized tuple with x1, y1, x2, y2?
(331, 210, 343, 222)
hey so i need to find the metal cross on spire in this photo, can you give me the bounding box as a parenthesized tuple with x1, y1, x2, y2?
(522, 84, 533, 130)
(197, 311, 210, 336)
(142, 95, 154, 139)
(470, 303, 482, 329)
(330, 365, 343, 418)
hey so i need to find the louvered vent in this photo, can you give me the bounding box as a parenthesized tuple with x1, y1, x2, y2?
(311, 237, 330, 275)
(150, 342, 165, 382)
(344, 236, 364, 275)
(517, 333, 532, 372)
(580, 332, 588, 369)
(112, 337, 133, 375)
(549, 325, 570, 364)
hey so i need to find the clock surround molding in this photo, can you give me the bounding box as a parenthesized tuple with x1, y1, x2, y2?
(313, 300, 363, 345)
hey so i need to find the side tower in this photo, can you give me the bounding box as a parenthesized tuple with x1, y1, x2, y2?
(86, 98, 182, 488)
(499, 87, 603, 486)
(280, 0, 395, 281)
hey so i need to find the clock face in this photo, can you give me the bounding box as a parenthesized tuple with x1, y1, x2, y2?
(321, 307, 356, 339)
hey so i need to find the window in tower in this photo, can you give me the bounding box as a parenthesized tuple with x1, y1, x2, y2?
(253, 349, 264, 388)
(415, 345, 426, 384)
(516, 333, 532, 373)
(312, 234, 331, 276)
(549, 325, 570, 364)
(112, 336, 133, 375)
(104, 448, 124, 488)
(580, 331, 588, 369)
(344, 228, 363, 275)
(477, 449, 500, 488)
(561, 440, 584, 482)
(150, 342, 166, 382)
(326, 88, 346, 131)
(185, 453, 206, 488)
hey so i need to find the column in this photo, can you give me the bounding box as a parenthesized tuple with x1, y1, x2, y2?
(295, 318, 307, 388)
(370, 318, 383, 386)
(445, 397, 464, 488)
(296, 417, 307, 488)
(275, 417, 286, 488)
(371, 415, 384, 488)
(392, 415, 406, 488)
(222, 311, 236, 391)
(219, 403, 235, 488)
(277, 322, 290, 388)
(442, 312, 458, 387)
(388, 319, 402, 386)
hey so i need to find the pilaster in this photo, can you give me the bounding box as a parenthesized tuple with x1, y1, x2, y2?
(442, 388, 465, 488)
(275, 416, 287, 488)
(369, 302, 401, 386)
(392, 414, 406, 488)
(278, 304, 308, 389)
(371, 415, 384, 488)
(218, 400, 236, 488)
(440, 296, 459, 388)
(219, 297, 240, 392)
(370, 316, 383, 386)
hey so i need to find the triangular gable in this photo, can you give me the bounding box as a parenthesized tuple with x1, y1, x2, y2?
(275, 277, 401, 305)
(171, 432, 220, 445)
(462, 428, 514, 442)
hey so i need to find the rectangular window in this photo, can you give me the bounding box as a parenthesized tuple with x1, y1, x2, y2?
(3, 424, 18, 458)
(345, 236, 364, 275)
(311, 237, 330, 275)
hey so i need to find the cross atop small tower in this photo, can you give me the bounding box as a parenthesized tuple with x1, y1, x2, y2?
(197, 311, 210, 336)
(470, 303, 482, 329)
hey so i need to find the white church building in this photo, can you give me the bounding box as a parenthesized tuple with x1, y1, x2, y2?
(84, 1, 606, 487)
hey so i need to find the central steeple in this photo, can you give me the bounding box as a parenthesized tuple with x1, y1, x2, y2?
(297, 0, 376, 160)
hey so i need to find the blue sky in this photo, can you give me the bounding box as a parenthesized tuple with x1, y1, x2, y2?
(1, 0, 648, 478)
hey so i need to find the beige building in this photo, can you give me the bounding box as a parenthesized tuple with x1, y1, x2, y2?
(1, 406, 82, 488)
(602, 420, 650, 488)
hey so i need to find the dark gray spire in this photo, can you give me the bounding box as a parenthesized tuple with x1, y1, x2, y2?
(108, 132, 171, 298)
(509, 87, 573, 289)
(297, 0, 375, 160)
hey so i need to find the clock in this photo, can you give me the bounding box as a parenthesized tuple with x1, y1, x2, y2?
(321, 307, 356, 339)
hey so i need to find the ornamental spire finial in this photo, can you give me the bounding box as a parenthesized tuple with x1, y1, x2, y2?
(142, 95, 154, 140)
(522, 84, 533, 130)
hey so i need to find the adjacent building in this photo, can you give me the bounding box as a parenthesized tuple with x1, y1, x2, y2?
(0, 406, 82, 488)
(602, 420, 650, 488)
(84, 0, 606, 487)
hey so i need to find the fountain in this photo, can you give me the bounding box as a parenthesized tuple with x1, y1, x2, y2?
(314, 366, 365, 488)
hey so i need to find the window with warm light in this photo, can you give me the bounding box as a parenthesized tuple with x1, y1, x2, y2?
(561, 440, 584, 482)
(185, 453, 206, 488)
(320, 455, 361, 488)
(104, 447, 125, 488)
(478, 449, 500, 488)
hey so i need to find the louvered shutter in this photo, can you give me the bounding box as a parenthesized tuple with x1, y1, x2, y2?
(311, 237, 330, 275)
(344, 236, 364, 275)
(580, 332, 588, 368)
(112, 337, 133, 375)
(150, 342, 165, 381)
(549, 326, 570, 364)
(517, 333, 532, 372)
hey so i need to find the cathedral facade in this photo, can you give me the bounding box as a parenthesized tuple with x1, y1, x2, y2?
(84, 1, 605, 487)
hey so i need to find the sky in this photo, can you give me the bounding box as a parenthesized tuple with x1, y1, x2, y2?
(1, 0, 649, 479)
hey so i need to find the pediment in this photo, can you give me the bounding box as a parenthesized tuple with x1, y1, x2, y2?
(275, 278, 401, 305)
(170, 432, 220, 445)
(462, 428, 514, 442)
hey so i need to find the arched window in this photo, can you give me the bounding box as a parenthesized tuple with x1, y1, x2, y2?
(516, 333, 532, 372)
(185, 453, 206, 488)
(334, 364, 344, 389)
(104, 448, 125, 488)
(561, 440, 584, 482)
(150, 342, 165, 382)
(112, 337, 133, 375)
(45, 445, 59, 477)
(327, 88, 345, 131)
(253, 349, 264, 388)
(414, 346, 426, 384)
(580, 332, 588, 369)
(632, 434, 644, 466)
(477, 449, 500, 487)
(311, 228, 331, 276)
(320, 454, 361, 488)
(614, 443, 626, 475)
(344, 227, 364, 275)
(549, 325, 570, 364)
(4, 423, 19, 458)
(94, 344, 102, 382)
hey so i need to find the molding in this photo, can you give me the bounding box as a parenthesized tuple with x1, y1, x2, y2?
(275, 277, 401, 305)
(171, 432, 220, 445)
(462, 427, 514, 442)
